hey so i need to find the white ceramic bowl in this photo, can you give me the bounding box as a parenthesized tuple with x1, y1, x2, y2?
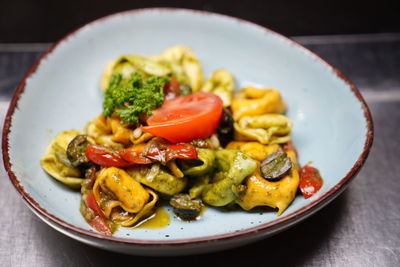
(2, 8, 373, 256)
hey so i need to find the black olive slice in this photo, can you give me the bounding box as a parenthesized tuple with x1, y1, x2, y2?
(66, 135, 94, 167)
(169, 194, 203, 221)
(260, 151, 292, 181)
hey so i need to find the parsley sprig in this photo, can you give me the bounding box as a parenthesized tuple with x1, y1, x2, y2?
(103, 72, 168, 124)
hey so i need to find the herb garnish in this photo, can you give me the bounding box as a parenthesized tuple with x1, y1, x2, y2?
(103, 72, 168, 124)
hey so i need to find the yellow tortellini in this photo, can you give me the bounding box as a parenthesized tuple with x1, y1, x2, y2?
(231, 87, 286, 120)
(40, 130, 84, 189)
(85, 115, 122, 149)
(93, 167, 158, 227)
(226, 141, 282, 161)
(202, 69, 235, 107)
(234, 114, 292, 144)
(84, 115, 140, 149)
(236, 150, 299, 215)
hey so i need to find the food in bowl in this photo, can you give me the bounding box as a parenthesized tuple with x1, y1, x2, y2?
(40, 45, 323, 235)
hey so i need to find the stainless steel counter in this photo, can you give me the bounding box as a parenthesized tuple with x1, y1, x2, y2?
(1, 33, 399, 266)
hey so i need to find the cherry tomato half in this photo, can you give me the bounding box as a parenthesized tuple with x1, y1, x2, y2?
(142, 92, 223, 143)
(299, 165, 323, 199)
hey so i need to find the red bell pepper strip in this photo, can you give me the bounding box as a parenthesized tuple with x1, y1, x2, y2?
(119, 144, 153, 164)
(86, 141, 198, 168)
(142, 139, 168, 163)
(85, 192, 104, 217)
(166, 143, 198, 161)
(164, 76, 181, 100)
(88, 216, 112, 236)
(85, 192, 112, 235)
(85, 145, 131, 168)
(142, 139, 198, 163)
(299, 165, 323, 199)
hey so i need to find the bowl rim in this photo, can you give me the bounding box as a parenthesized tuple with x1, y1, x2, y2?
(2, 7, 374, 246)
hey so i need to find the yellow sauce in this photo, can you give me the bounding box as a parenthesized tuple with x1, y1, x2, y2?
(135, 207, 170, 229)
(198, 205, 207, 218)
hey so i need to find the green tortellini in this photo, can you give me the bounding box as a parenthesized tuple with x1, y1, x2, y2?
(181, 148, 216, 177)
(102, 46, 205, 92)
(201, 150, 257, 207)
(188, 175, 211, 199)
(234, 114, 292, 144)
(101, 55, 171, 90)
(179, 148, 215, 199)
(151, 46, 204, 92)
(127, 164, 187, 197)
(202, 69, 235, 107)
(40, 130, 85, 189)
(181, 149, 257, 205)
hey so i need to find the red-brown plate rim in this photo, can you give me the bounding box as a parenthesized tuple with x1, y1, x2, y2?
(2, 7, 374, 247)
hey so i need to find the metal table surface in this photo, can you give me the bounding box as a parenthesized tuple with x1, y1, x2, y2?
(1, 33, 399, 267)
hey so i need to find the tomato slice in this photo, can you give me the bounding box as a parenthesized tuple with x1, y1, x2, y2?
(85, 145, 131, 168)
(142, 92, 223, 143)
(299, 166, 323, 199)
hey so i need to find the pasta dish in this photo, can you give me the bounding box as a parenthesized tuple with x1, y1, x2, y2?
(41, 46, 323, 235)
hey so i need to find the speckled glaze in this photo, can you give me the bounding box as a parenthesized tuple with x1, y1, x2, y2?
(2, 8, 373, 256)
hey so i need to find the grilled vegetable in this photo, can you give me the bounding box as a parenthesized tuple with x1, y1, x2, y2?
(217, 108, 234, 147)
(170, 194, 203, 220)
(299, 165, 323, 198)
(142, 137, 198, 164)
(66, 135, 95, 167)
(260, 151, 292, 181)
(85, 145, 131, 168)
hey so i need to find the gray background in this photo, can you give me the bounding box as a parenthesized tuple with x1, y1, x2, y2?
(0, 0, 398, 42)
(2, 2, 400, 265)
(1, 33, 399, 266)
